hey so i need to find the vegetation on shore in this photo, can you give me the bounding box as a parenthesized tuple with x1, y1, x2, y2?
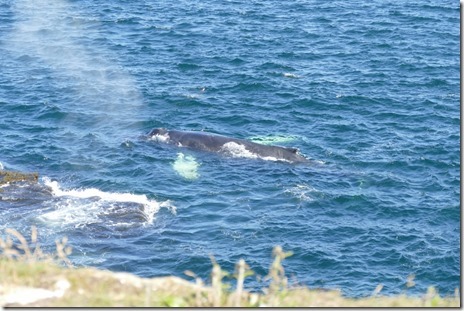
(0, 227, 460, 307)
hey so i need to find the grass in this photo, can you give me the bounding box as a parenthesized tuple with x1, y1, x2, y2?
(0, 227, 460, 307)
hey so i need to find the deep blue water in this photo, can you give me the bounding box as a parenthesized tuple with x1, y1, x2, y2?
(0, 0, 459, 298)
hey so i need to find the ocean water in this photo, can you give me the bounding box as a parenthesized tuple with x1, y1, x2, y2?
(0, 0, 459, 298)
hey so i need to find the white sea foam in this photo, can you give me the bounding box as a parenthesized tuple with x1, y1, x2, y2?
(172, 153, 200, 180)
(284, 184, 319, 203)
(221, 142, 259, 159)
(149, 132, 170, 143)
(39, 177, 175, 227)
(220, 142, 282, 162)
(283, 72, 299, 78)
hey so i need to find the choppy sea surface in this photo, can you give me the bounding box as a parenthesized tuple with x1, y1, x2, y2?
(0, 0, 459, 297)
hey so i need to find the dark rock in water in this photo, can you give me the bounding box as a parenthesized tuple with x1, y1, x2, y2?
(0, 170, 39, 187)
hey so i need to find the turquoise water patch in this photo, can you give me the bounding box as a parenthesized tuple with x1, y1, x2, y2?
(172, 153, 200, 180)
(248, 135, 300, 145)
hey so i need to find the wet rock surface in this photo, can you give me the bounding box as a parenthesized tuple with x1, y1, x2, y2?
(0, 170, 39, 186)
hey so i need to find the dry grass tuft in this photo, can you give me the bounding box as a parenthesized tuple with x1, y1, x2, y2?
(0, 226, 72, 267)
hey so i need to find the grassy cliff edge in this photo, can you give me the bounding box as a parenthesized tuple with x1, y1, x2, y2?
(0, 228, 460, 307)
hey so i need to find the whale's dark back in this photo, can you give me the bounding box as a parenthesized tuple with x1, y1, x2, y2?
(148, 128, 309, 163)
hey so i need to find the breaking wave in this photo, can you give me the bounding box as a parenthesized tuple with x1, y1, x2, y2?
(38, 177, 175, 228)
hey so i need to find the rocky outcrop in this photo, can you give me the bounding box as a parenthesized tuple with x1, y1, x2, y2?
(0, 170, 39, 186)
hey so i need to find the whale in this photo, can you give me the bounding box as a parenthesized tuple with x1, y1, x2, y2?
(148, 128, 309, 163)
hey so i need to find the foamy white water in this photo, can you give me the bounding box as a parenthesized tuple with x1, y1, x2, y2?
(220, 142, 294, 162)
(221, 142, 260, 159)
(39, 177, 175, 227)
(284, 184, 319, 203)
